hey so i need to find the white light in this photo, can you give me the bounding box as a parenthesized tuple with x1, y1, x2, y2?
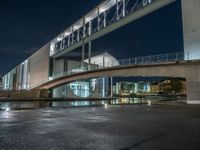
(50, 43, 55, 51)
(73, 25, 80, 30)
(49, 77, 53, 81)
(5, 107, 10, 112)
(99, 8, 106, 13)
(64, 32, 71, 37)
(104, 103, 108, 108)
(147, 100, 151, 106)
(85, 17, 93, 23)
(57, 37, 63, 42)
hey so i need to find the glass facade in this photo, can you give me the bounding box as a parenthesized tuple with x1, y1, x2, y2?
(70, 79, 96, 98)
(113, 81, 151, 96)
(52, 77, 110, 98)
(2, 60, 29, 90)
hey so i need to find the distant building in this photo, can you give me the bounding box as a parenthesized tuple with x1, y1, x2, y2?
(113, 81, 151, 96)
(150, 78, 186, 95)
(150, 82, 159, 94)
(114, 78, 186, 96)
(2, 52, 119, 98)
(53, 52, 119, 98)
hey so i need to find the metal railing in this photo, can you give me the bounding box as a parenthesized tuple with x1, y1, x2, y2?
(51, 51, 184, 81)
(51, 0, 157, 56)
(31, 49, 200, 89)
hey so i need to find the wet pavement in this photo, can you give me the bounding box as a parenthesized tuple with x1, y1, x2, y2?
(0, 103, 200, 150)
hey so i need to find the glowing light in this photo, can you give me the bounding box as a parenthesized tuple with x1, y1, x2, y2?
(56, 37, 63, 42)
(64, 31, 71, 37)
(5, 107, 10, 112)
(147, 100, 151, 106)
(104, 103, 108, 108)
(49, 77, 53, 81)
(99, 8, 106, 13)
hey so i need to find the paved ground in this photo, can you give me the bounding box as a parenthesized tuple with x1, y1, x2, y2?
(0, 103, 200, 150)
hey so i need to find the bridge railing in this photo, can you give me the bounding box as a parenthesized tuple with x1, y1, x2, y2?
(51, 0, 159, 56)
(50, 51, 184, 81)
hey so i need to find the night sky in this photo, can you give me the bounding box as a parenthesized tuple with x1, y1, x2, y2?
(0, 0, 183, 77)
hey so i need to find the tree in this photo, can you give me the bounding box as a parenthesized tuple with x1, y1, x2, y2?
(171, 79, 183, 93)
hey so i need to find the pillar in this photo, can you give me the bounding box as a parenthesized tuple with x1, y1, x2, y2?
(82, 41, 85, 66)
(122, 0, 126, 17)
(103, 11, 107, 27)
(186, 63, 200, 104)
(71, 26, 74, 44)
(116, 0, 119, 20)
(102, 77, 105, 98)
(88, 41, 92, 70)
(97, 7, 100, 30)
(181, 0, 200, 60)
(110, 77, 113, 97)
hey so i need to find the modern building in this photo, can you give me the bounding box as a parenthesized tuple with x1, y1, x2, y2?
(150, 78, 186, 95)
(113, 81, 151, 96)
(113, 79, 186, 96)
(2, 0, 200, 99)
(52, 52, 118, 98)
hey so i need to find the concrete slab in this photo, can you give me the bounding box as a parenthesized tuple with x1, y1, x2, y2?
(0, 104, 200, 150)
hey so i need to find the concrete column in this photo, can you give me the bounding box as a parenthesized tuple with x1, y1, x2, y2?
(62, 39, 65, 49)
(186, 64, 200, 104)
(102, 77, 105, 98)
(89, 21, 92, 35)
(110, 77, 113, 97)
(77, 29, 80, 41)
(116, 0, 119, 20)
(103, 12, 107, 27)
(103, 57, 105, 67)
(122, 0, 126, 17)
(82, 41, 85, 66)
(60, 34, 64, 50)
(88, 41, 92, 70)
(68, 35, 70, 47)
(97, 7, 100, 30)
(181, 0, 200, 60)
(71, 26, 74, 44)
(83, 18, 86, 38)
(52, 58, 55, 72)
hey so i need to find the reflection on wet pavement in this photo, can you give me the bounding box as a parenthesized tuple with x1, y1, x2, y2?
(0, 102, 200, 150)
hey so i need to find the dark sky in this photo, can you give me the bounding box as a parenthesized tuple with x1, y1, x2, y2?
(0, 0, 183, 77)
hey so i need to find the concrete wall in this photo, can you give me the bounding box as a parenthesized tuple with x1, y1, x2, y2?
(181, 0, 200, 60)
(53, 85, 65, 98)
(181, 1, 200, 103)
(29, 43, 50, 89)
(66, 80, 101, 98)
(53, 59, 65, 75)
(185, 63, 200, 104)
(41, 63, 187, 89)
(67, 60, 81, 71)
(52, 59, 65, 97)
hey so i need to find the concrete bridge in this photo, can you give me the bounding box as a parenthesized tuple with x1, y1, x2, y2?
(35, 56, 200, 104)
(2, 0, 200, 104)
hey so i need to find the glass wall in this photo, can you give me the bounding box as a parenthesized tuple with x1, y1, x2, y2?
(2, 59, 29, 91)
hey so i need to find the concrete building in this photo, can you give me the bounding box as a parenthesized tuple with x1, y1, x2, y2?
(52, 52, 118, 98)
(113, 81, 151, 96)
(2, 0, 200, 101)
(150, 78, 186, 95)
